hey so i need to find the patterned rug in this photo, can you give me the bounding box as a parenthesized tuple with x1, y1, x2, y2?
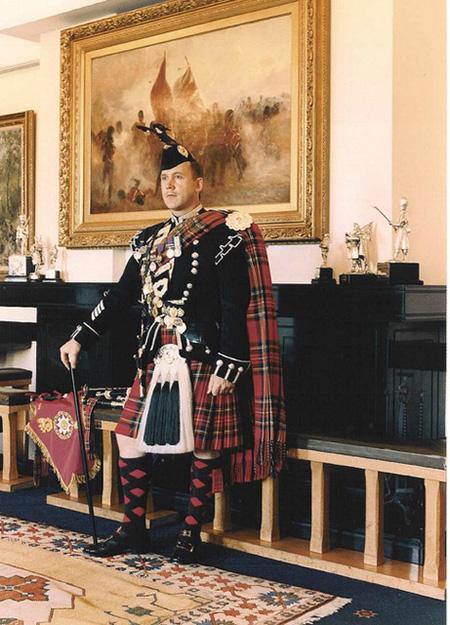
(0, 515, 351, 625)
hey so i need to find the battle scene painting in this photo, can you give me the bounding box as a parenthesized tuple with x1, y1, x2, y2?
(0, 125, 22, 269)
(89, 14, 292, 215)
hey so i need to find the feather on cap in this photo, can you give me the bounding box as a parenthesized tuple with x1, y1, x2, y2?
(137, 121, 195, 170)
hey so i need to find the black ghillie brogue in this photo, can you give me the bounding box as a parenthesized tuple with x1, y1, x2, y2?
(83, 529, 149, 557)
(170, 528, 201, 565)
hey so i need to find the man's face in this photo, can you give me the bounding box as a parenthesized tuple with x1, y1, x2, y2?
(160, 161, 203, 214)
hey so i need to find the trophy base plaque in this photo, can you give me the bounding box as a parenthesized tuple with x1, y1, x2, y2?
(43, 269, 62, 282)
(377, 262, 423, 285)
(312, 267, 336, 285)
(4, 255, 33, 282)
(29, 272, 42, 281)
(339, 272, 378, 286)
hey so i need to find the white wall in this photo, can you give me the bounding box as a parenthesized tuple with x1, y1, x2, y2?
(393, 0, 446, 285)
(0, 0, 445, 285)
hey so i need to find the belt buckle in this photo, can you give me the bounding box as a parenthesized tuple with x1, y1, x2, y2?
(155, 344, 180, 365)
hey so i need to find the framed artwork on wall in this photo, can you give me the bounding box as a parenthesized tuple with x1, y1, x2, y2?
(0, 111, 35, 275)
(59, 0, 329, 248)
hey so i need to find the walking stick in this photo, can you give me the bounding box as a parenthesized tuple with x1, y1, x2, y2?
(69, 364, 98, 547)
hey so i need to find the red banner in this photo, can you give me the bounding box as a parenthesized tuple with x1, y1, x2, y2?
(25, 392, 100, 493)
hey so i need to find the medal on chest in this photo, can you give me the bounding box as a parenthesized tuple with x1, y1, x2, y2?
(140, 225, 180, 316)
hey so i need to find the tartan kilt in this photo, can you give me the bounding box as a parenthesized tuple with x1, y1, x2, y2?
(115, 332, 251, 451)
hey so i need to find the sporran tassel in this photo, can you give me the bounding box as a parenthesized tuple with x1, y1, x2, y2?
(143, 381, 161, 445)
(137, 344, 194, 454)
(165, 380, 180, 444)
(155, 381, 170, 444)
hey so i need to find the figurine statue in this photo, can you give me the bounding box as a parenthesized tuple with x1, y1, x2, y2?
(15, 215, 29, 256)
(319, 233, 330, 267)
(43, 242, 62, 281)
(345, 222, 373, 273)
(373, 198, 411, 261)
(47, 244, 58, 271)
(392, 197, 411, 261)
(29, 236, 44, 280)
(312, 232, 335, 284)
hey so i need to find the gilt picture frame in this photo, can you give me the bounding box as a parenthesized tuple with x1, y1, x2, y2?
(0, 110, 35, 274)
(59, 0, 329, 247)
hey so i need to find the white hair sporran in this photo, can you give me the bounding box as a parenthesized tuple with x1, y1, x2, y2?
(136, 344, 194, 454)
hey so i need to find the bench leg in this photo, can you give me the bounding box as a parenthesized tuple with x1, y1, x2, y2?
(310, 461, 330, 553)
(1, 411, 19, 482)
(364, 469, 384, 566)
(101, 429, 119, 507)
(69, 480, 79, 499)
(424, 479, 446, 584)
(214, 490, 232, 532)
(16, 407, 28, 465)
(260, 476, 280, 542)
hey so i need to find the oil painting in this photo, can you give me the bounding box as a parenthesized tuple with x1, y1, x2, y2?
(60, 0, 330, 247)
(0, 111, 35, 274)
(90, 14, 291, 215)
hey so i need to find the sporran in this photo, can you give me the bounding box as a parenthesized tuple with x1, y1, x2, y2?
(136, 344, 194, 453)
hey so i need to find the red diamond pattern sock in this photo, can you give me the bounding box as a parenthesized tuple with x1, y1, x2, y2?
(182, 456, 221, 536)
(118, 455, 150, 536)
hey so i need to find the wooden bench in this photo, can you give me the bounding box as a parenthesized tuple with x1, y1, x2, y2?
(0, 386, 34, 492)
(46, 407, 178, 528)
(202, 436, 446, 600)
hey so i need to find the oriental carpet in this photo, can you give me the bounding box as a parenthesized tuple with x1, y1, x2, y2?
(0, 515, 350, 625)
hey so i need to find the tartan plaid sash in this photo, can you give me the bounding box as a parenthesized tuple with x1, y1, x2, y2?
(171, 210, 286, 483)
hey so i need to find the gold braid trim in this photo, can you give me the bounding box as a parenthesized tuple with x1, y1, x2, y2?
(25, 422, 101, 495)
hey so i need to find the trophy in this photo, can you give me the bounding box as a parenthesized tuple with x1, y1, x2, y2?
(43, 243, 62, 281)
(374, 198, 422, 284)
(339, 222, 377, 285)
(5, 215, 33, 281)
(29, 236, 44, 281)
(312, 233, 336, 284)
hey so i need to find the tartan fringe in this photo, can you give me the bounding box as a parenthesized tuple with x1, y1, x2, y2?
(227, 222, 287, 487)
(212, 467, 224, 493)
(229, 439, 286, 486)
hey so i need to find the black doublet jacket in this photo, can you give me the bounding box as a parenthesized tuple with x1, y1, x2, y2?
(71, 211, 251, 382)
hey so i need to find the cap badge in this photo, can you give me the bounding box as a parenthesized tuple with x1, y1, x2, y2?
(177, 145, 189, 158)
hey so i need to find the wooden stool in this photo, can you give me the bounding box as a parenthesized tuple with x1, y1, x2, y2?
(0, 369, 32, 462)
(0, 368, 32, 389)
(0, 386, 34, 492)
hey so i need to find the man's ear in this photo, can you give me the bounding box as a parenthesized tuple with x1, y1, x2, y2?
(195, 177, 204, 194)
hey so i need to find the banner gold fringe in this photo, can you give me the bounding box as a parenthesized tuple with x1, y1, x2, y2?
(25, 423, 101, 494)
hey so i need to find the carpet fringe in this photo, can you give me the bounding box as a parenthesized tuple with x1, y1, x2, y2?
(290, 596, 352, 624)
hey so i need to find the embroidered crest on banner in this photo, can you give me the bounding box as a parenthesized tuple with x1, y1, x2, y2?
(53, 411, 75, 440)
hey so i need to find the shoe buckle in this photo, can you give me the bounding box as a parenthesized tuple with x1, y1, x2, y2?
(176, 539, 195, 553)
(180, 529, 193, 538)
